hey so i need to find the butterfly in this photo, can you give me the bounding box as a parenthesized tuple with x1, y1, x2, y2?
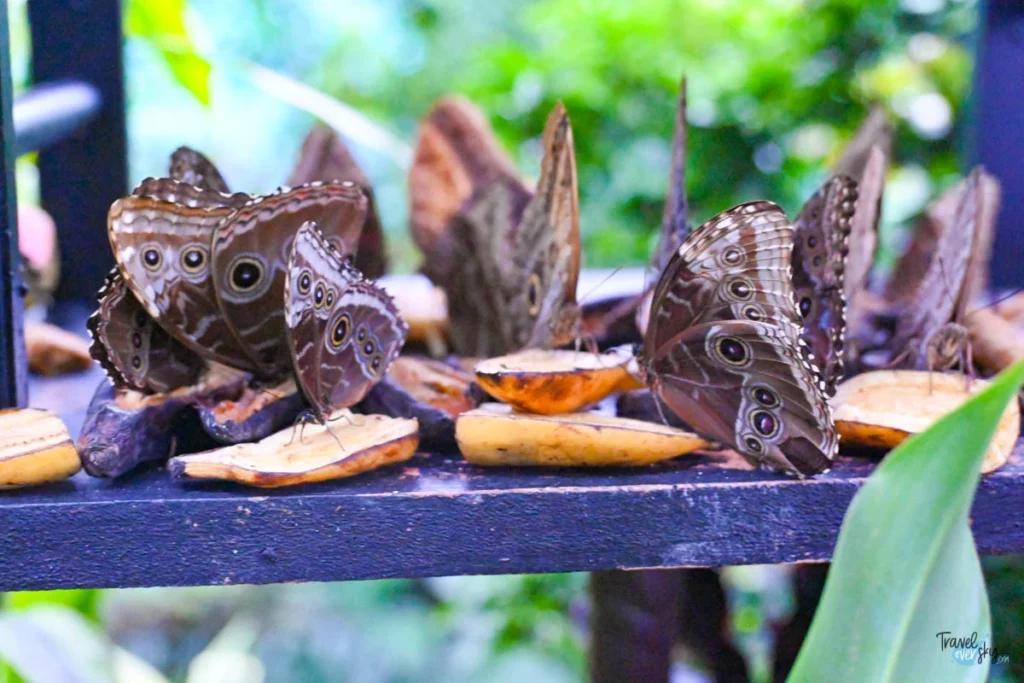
(791, 175, 858, 396)
(89, 148, 238, 392)
(107, 177, 368, 378)
(409, 97, 581, 357)
(890, 168, 1000, 373)
(285, 222, 407, 422)
(641, 201, 838, 477)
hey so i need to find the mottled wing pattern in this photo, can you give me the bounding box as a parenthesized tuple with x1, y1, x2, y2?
(107, 180, 258, 371)
(508, 103, 581, 351)
(644, 201, 837, 477)
(88, 267, 205, 393)
(286, 223, 407, 422)
(792, 175, 857, 396)
(892, 169, 980, 368)
(211, 182, 368, 376)
(169, 146, 231, 194)
(288, 126, 388, 278)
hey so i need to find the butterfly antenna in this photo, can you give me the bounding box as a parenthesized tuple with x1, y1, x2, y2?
(965, 287, 1024, 319)
(577, 266, 627, 307)
(936, 256, 957, 309)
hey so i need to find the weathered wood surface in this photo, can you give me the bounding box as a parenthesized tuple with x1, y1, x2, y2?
(1, 438, 1023, 591)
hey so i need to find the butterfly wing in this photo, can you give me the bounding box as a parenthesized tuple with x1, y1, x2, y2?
(288, 126, 388, 278)
(792, 175, 857, 395)
(108, 179, 258, 371)
(644, 201, 837, 476)
(169, 146, 230, 194)
(211, 182, 368, 376)
(891, 169, 981, 367)
(286, 223, 407, 421)
(508, 103, 581, 351)
(88, 267, 205, 393)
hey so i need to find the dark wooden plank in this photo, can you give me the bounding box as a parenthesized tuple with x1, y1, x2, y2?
(0, 0, 26, 408)
(973, 0, 1024, 289)
(0, 440, 1022, 591)
(29, 0, 126, 302)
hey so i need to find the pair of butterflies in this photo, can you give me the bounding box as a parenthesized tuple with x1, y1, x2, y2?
(89, 145, 407, 423)
(410, 84, 866, 477)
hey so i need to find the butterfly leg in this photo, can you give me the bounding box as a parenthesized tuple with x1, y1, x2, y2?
(285, 410, 317, 447)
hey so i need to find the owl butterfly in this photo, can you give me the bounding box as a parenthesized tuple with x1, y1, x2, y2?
(89, 147, 238, 392)
(834, 115, 889, 311)
(890, 168, 1001, 372)
(288, 126, 388, 279)
(642, 201, 838, 477)
(105, 170, 367, 385)
(285, 222, 407, 422)
(791, 175, 858, 396)
(409, 97, 581, 357)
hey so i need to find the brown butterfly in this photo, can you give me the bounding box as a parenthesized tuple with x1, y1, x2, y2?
(90, 149, 232, 392)
(642, 201, 838, 477)
(890, 168, 1000, 372)
(409, 98, 581, 357)
(285, 222, 407, 422)
(88, 268, 204, 393)
(791, 176, 858, 396)
(107, 178, 368, 378)
(288, 126, 388, 279)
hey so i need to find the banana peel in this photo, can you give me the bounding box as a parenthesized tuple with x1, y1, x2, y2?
(456, 403, 707, 467)
(25, 321, 93, 376)
(380, 274, 449, 356)
(475, 347, 633, 414)
(831, 370, 1020, 473)
(0, 408, 80, 488)
(169, 412, 420, 488)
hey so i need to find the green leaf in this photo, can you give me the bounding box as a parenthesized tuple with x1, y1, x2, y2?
(124, 0, 211, 105)
(789, 360, 1024, 682)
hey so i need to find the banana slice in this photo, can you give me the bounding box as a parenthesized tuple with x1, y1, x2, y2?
(0, 408, 80, 488)
(456, 403, 707, 467)
(831, 370, 1020, 473)
(169, 412, 419, 488)
(474, 347, 633, 415)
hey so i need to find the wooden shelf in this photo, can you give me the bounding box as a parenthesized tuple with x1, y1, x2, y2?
(2, 432, 1022, 592)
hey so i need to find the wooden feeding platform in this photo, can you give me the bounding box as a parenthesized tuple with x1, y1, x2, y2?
(1, 347, 1022, 593)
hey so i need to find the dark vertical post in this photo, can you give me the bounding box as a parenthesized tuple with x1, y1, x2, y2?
(29, 0, 126, 301)
(0, 0, 27, 408)
(973, 0, 1024, 288)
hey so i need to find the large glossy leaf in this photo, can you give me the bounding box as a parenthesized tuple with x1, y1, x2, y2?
(789, 360, 1024, 681)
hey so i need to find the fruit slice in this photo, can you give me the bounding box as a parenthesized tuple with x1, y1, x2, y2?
(456, 403, 707, 467)
(169, 412, 419, 487)
(474, 347, 632, 414)
(0, 408, 80, 488)
(25, 321, 93, 376)
(380, 274, 449, 356)
(831, 370, 1020, 473)
(360, 356, 479, 450)
(196, 378, 306, 444)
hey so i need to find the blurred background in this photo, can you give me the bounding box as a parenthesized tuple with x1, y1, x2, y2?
(4, 0, 1022, 681)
